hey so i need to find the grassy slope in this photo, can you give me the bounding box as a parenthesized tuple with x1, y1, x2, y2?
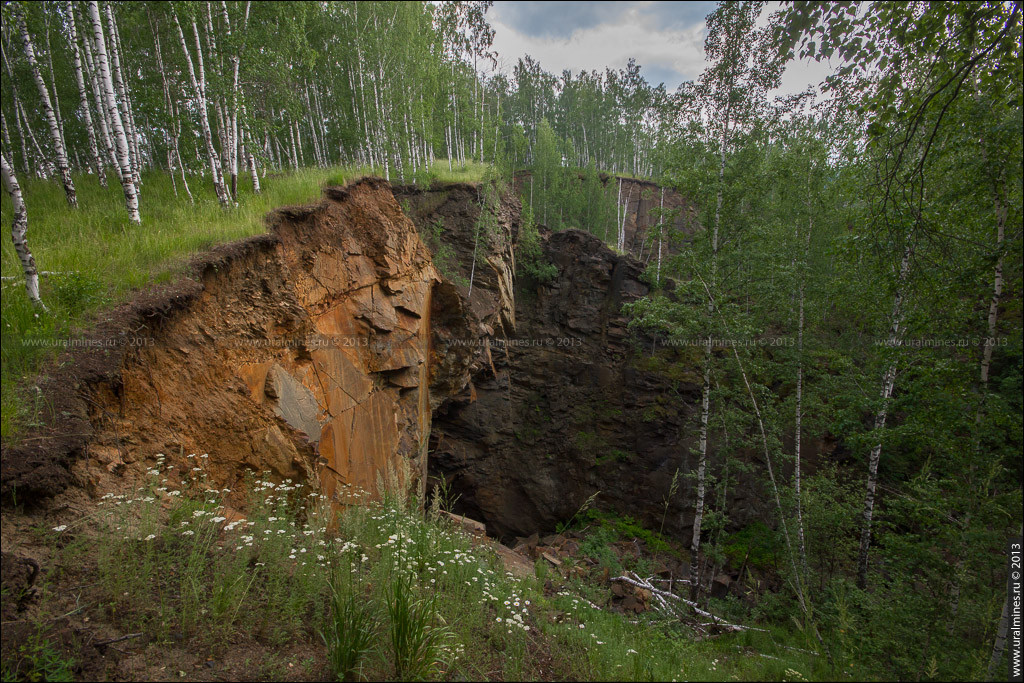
(5, 467, 863, 682)
(0, 162, 488, 438)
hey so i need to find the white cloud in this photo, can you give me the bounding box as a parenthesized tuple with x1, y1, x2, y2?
(490, 2, 710, 86)
(488, 0, 835, 97)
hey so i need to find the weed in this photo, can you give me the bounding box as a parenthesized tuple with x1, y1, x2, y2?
(2, 632, 74, 682)
(321, 581, 378, 682)
(387, 571, 445, 681)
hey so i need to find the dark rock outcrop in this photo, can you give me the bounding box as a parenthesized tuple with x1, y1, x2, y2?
(425, 225, 755, 543)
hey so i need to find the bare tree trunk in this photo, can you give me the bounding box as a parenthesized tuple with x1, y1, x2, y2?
(857, 239, 913, 589)
(87, 0, 139, 222)
(42, 14, 65, 159)
(656, 188, 664, 285)
(15, 5, 77, 207)
(288, 122, 299, 171)
(222, 0, 250, 199)
(173, 10, 230, 208)
(690, 355, 711, 600)
(244, 125, 260, 193)
(67, 3, 106, 187)
(690, 107, 729, 599)
(618, 183, 633, 252)
(985, 593, 1011, 681)
(104, 3, 140, 186)
(2, 41, 32, 175)
(176, 146, 193, 204)
(151, 13, 181, 192)
(77, 5, 119, 181)
(1, 112, 12, 154)
(1, 149, 45, 309)
(981, 175, 1006, 388)
(794, 233, 809, 579)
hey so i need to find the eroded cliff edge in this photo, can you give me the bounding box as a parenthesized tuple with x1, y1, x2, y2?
(3, 176, 755, 550)
(0, 178, 498, 509)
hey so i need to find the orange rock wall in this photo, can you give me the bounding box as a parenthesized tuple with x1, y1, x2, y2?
(81, 179, 446, 505)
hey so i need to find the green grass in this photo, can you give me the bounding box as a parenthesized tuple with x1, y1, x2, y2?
(7, 457, 876, 682)
(0, 161, 488, 440)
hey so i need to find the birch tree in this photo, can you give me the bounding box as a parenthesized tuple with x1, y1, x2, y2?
(172, 6, 230, 208)
(86, 0, 139, 223)
(14, 3, 76, 207)
(66, 1, 106, 187)
(1, 146, 44, 308)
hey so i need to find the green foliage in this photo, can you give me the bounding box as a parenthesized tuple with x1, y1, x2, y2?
(582, 509, 675, 556)
(578, 527, 622, 573)
(321, 583, 377, 681)
(721, 522, 780, 573)
(422, 217, 465, 285)
(1, 632, 74, 683)
(515, 202, 557, 284)
(386, 572, 445, 681)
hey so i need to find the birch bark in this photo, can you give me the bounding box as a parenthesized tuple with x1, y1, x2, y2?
(1, 148, 45, 308)
(67, 3, 106, 187)
(857, 239, 913, 589)
(87, 0, 139, 223)
(16, 6, 76, 207)
(104, 3, 139, 186)
(173, 9, 230, 208)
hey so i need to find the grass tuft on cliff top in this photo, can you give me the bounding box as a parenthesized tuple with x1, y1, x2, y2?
(0, 161, 488, 440)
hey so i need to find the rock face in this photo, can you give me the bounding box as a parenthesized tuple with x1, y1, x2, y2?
(3, 175, 768, 551)
(2, 179, 460, 507)
(514, 171, 698, 261)
(426, 225, 718, 542)
(611, 176, 697, 259)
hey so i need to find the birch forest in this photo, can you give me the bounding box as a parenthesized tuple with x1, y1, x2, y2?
(0, 2, 1021, 682)
(0, 1, 667, 217)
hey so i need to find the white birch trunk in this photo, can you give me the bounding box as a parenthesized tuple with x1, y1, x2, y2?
(43, 18, 65, 160)
(981, 179, 1006, 388)
(656, 187, 664, 285)
(794, 224, 810, 579)
(2, 41, 33, 175)
(87, 1, 139, 223)
(77, 8, 119, 181)
(245, 126, 260, 193)
(67, 3, 106, 187)
(173, 11, 230, 208)
(857, 239, 913, 589)
(618, 183, 633, 252)
(986, 594, 1011, 681)
(16, 7, 76, 207)
(690, 355, 711, 599)
(1, 149, 45, 308)
(104, 3, 139, 186)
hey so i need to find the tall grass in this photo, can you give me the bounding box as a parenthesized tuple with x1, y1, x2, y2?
(0, 161, 488, 439)
(18, 446, 872, 682)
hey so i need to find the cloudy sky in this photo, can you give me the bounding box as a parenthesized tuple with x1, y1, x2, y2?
(488, 1, 833, 96)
